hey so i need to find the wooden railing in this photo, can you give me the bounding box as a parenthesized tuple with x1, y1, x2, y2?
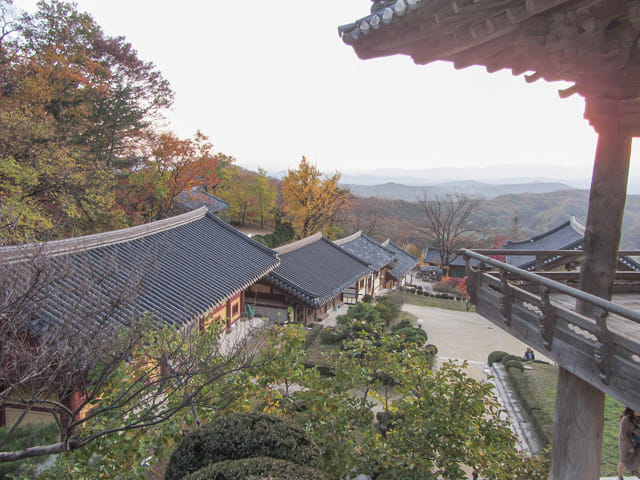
(459, 248, 640, 412)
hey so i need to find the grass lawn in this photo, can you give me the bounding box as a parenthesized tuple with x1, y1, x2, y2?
(507, 362, 623, 476)
(387, 290, 474, 312)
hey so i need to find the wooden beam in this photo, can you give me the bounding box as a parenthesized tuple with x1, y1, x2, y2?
(550, 123, 633, 480)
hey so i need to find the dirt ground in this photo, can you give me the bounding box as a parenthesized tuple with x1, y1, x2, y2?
(401, 303, 547, 380)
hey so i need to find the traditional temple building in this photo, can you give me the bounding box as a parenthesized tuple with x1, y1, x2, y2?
(247, 233, 371, 325)
(381, 239, 419, 287)
(504, 216, 640, 272)
(334, 231, 397, 295)
(0, 206, 279, 428)
(422, 247, 469, 278)
(174, 186, 230, 214)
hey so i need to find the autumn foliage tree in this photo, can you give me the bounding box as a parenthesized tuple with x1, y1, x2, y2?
(0, 0, 174, 242)
(121, 131, 220, 222)
(281, 156, 349, 239)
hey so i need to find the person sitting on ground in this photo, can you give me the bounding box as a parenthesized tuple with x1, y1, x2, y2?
(618, 407, 640, 480)
(523, 347, 535, 361)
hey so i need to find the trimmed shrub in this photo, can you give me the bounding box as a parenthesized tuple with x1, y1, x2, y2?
(502, 354, 522, 364)
(182, 456, 325, 480)
(504, 359, 524, 372)
(391, 318, 413, 332)
(164, 413, 321, 480)
(424, 344, 438, 355)
(487, 350, 508, 366)
(393, 327, 428, 345)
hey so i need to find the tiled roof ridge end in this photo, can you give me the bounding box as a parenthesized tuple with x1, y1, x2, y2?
(274, 232, 323, 254)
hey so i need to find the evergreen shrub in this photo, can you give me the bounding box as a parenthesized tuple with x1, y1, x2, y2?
(164, 413, 321, 480)
(504, 359, 524, 372)
(487, 351, 508, 366)
(181, 456, 325, 480)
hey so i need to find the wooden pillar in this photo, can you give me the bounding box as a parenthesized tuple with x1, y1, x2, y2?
(550, 126, 631, 480)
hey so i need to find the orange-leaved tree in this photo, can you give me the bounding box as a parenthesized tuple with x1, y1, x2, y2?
(281, 156, 349, 239)
(122, 131, 219, 222)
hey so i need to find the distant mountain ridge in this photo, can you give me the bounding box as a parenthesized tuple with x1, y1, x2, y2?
(346, 181, 573, 201)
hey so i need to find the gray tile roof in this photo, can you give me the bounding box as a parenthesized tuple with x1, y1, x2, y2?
(503, 217, 584, 270)
(2, 207, 279, 332)
(174, 186, 230, 213)
(338, 0, 423, 46)
(267, 233, 371, 308)
(334, 231, 396, 271)
(423, 247, 478, 267)
(381, 240, 418, 280)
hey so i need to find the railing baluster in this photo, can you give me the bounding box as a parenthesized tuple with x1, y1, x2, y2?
(500, 270, 512, 326)
(538, 285, 556, 350)
(594, 307, 613, 385)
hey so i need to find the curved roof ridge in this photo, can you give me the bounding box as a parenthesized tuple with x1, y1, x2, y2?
(570, 215, 585, 235)
(505, 219, 572, 246)
(1, 206, 209, 263)
(334, 230, 362, 246)
(338, 0, 425, 45)
(275, 232, 323, 254)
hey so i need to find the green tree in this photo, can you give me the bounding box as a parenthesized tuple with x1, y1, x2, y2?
(281, 156, 350, 239)
(0, 0, 172, 242)
(252, 168, 276, 228)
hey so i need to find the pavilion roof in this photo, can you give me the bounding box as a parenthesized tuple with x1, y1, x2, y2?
(503, 216, 584, 269)
(334, 231, 397, 271)
(2, 207, 279, 332)
(267, 233, 371, 307)
(174, 186, 230, 214)
(382, 239, 419, 280)
(339, 0, 640, 133)
(423, 246, 479, 267)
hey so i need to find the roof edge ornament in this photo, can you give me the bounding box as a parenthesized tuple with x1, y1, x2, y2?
(275, 232, 323, 254)
(0, 206, 209, 263)
(570, 215, 586, 236)
(334, 230, 363, 246)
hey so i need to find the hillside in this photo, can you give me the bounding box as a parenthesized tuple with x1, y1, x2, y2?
(342, 189, 640, 250)
(346, 181, 572, 201)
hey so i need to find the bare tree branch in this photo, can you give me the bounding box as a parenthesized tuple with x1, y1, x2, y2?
(417, 193, 484, 266)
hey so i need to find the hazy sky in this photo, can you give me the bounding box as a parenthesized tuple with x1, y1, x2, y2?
(12, 0, 640, 184)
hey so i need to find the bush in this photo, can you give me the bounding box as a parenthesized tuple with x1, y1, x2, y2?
(0, 422, 59, 478)
(182, 456, 325, 480)
(502, 354, 522, 364)
(361, 294, 373, 303)
(504, 359, 524, 372)
(302, 361, 335, 377)
(424, 344, 438, 355)
(393, 327, 428, 345)
(319, 327, 346, 345)
(374, 297, 399, 325)
(165, 413, 321, 480)
(487, 351, 508, 366)
(391, 318, 413, 332)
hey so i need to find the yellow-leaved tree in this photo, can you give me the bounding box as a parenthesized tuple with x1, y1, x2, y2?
(282, 156, 350, 239)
